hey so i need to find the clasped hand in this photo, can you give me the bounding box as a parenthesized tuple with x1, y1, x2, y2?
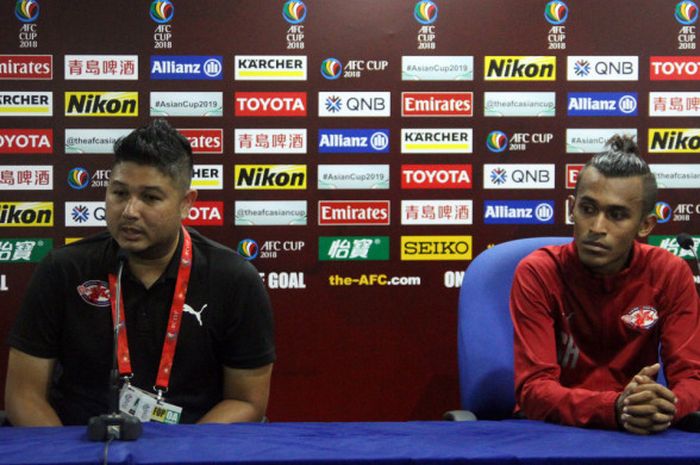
(616, 363, 677, 435)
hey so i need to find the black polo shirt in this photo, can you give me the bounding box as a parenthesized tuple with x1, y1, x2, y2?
(9, 228, 275, 425)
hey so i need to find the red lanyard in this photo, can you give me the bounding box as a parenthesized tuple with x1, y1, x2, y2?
(108, 226, 193, 397)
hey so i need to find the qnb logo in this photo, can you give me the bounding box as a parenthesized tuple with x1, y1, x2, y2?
(573, 60, 590, 77)
(325, 95, 342, 112)
(282, 0, 306, 24)
(655, 201, 673, 223)
(675, 1, 699, 25)
(150, 0, 174, 24)
(15, 0, 40, 23)
(545, 0, 568, 25)
(414, 0, 438, 25)
(321, 58, 343, 79)
(71, 205, 90, 223)
(491, 168, 507, 184)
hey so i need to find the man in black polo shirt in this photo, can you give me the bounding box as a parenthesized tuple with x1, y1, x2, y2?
(5, 119, 275, 425)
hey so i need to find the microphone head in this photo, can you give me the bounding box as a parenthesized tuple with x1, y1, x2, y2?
(676, 233, 695, 251)
(116, 249, 129, 263)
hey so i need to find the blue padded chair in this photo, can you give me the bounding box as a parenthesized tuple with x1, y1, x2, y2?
(451, 236, 571, 420)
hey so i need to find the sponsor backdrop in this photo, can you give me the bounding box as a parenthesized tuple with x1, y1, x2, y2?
(0, 0, 699, 421)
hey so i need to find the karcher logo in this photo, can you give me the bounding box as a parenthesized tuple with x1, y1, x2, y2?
(0, 202, 53, 227)
(649, 129, 700, 153)
(400, 236, 472, 261)
(65, 92, 138, 116)
(485, 56, 556, 81)
(234, 165, 307, 190)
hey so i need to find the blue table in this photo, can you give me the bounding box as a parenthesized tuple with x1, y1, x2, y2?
(1, 420, 699, 464)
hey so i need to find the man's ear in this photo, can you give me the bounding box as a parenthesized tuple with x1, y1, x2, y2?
(567, 195, 575, 223)
(637, 213, 657, 239)
(180, 188, 198, 220)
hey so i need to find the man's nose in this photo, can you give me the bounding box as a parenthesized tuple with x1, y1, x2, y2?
(122, 197, 140, 218)
(589, 212, 607, 234)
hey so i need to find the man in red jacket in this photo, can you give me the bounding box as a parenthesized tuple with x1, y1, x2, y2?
(511, 135, 700, 434)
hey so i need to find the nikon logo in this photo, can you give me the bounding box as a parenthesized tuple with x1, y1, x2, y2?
(0, 202, 53, 227)
(234, 165, 307, 190)
(65, 92, 138, 116)
(485, 56, 556, 81)
(649, 129, 700, 153)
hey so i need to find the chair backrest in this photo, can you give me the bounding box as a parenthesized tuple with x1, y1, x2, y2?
(457, 236, 571, 419)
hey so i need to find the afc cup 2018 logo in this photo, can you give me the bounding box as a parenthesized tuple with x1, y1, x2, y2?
(545, 1, 568, 25)
(15, 0, 39, 23)
(150, 0, 175, 24)
(486, 131, 508, 153)
(67, 167, 90, 190)
(676, 1, 699, 25)
(283, 0, 307, 24)
(321, 58, 343, 80)
(655, 202, 672, 224)
(237, 239, 259, 260)
(414, 1, 438, 25)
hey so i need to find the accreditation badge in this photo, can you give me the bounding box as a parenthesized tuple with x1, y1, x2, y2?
(119, 384, 183, 424)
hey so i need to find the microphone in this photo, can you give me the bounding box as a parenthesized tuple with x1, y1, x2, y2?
(87, 249, 142, 441)
(677, 233, 700, 274)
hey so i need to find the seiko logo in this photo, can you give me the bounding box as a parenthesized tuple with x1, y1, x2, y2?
(400, 236, 472, 261)
(0, 129, 52, 153)
(318, 201, 390, 225)
(235, 92, 307, 116)
(484, 56, 555, 80)
(65, 92, 138, 116)
(0, 55, 52, 79)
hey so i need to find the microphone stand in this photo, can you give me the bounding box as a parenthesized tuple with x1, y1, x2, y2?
(87, 251, 142, 441)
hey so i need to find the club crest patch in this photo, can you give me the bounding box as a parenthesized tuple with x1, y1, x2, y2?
(77, 280, 111, 307)
(621, 305, 658, 331)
